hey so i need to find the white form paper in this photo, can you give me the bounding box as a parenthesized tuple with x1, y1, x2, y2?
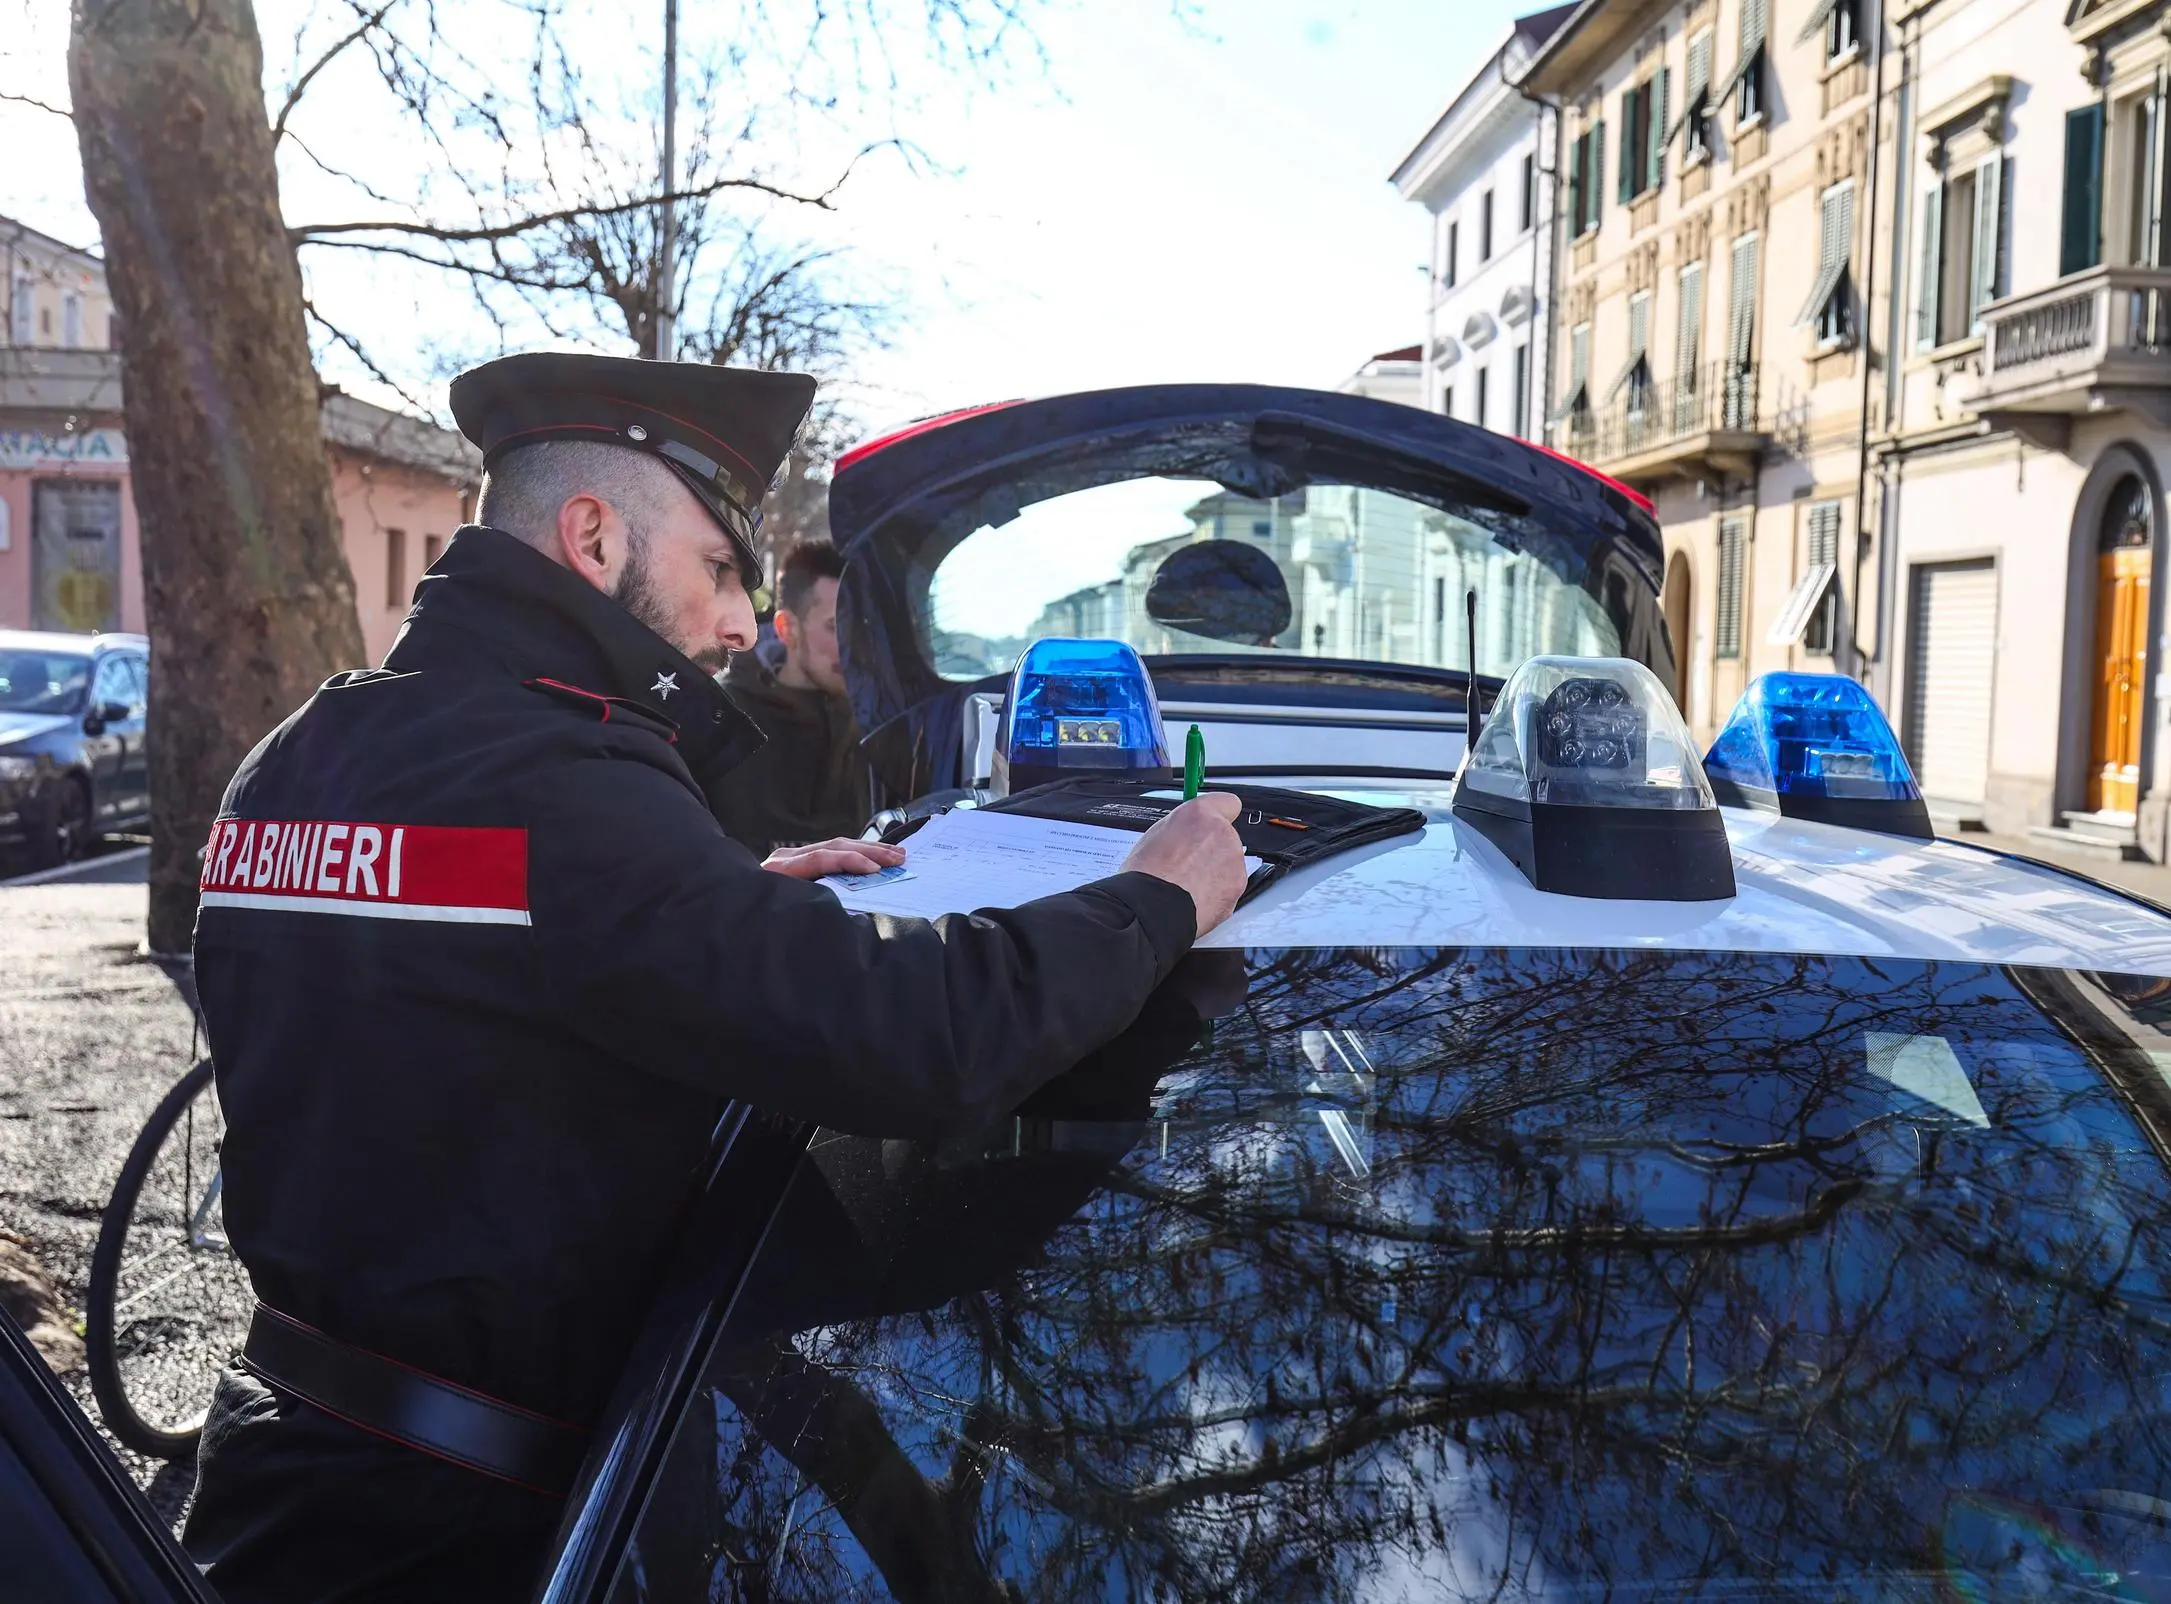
(819, 807, 1262, 919)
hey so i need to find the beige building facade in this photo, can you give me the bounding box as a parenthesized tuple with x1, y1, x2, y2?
(1520, 0, 2171, 862)
(1526, 0, 1891, 759)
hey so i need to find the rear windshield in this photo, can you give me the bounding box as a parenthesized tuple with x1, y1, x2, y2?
(0, 650, 90, 714)
(617, 948, 2171, 1601)
(919, 478, 1627, 682)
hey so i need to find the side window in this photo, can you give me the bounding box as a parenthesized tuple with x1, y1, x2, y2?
(92, 657, 139, 715)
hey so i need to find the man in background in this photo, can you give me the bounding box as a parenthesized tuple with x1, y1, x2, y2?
(714, 540, 872, 856)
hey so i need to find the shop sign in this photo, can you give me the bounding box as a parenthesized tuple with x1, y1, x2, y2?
(0, 427, 128, 470)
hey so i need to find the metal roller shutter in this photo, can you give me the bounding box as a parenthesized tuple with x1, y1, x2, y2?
(1903, 559, 1998, 804)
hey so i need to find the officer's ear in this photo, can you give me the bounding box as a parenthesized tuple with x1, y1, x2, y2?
(553, 493, 615, 594)
(773, 606, 801, 653)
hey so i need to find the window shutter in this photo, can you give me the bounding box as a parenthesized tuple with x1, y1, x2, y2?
(1728, 234, 1759, 365)
(1629, 291, 1651, 356)
(1618, 90, 1639, 204)
(1568, 136, 1586, 234)
(1716, 517, 1746, 660)
(1970, 153, 2003, 330)
(1917, 181, 1943, 349)
(1808, 501, 1841, 566)
(1677, 261, 1705, 386)
(1572, 323, 1591, 390)
(1593, 119, 1607, 221)
(1743, 0, 1767, 51)
(1650, 68, 1670, 190)
(2061, 103, 2104, 277)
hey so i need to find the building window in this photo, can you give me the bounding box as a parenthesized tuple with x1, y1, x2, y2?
(1513, 342, 1531, 436)
(1569, 121, 1606, 237)
(61, 294, 81, 350)
(1800, 0, 1859, 61)
(1480, 191, 1495, 262)
(385, 527, 408, 611)
(1676, 260, 1706, 424)
(1619, 71, 1670, 203)
(1800, 179, 1857, 349)
(1918, 154, 2005, 348)
(1442, 385, 1455, 420)
(2063, 102, 2106, 277)
(2117, 79, 2171, 270)
(1679, 29, 1715, 164)
(1802, 500, 1844, 655)
(1563, 320, 1593, 442)
(1250, 520, 1271, 540)
(8, 278, 29, 346)
(1725, 232, 1760, 428)
(1719, 0, 1768, 128)
(1716, 516, 1747, 659)
(1607, 291, 1654, 427)
(1476, 366, 1491, 431)
(1520, 153, 1536, 232)
(1445, 220, 1459, 289)
(424, 533, 445, 568)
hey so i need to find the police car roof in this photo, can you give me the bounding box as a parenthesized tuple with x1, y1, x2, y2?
(0, 628, 147, 654)
(1203, 783, 2171, 978)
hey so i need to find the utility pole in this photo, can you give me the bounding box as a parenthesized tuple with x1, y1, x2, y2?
(654, 0, 678, 360)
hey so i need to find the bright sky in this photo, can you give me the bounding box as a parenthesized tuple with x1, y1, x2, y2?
(0, 0, 1530, 433)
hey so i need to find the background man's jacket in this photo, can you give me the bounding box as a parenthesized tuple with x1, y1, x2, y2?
(711, 649, 873, 855)
(182, 526, 1196, 1603)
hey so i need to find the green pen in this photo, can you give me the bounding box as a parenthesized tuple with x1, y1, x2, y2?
(1183, 723, 1206, 801)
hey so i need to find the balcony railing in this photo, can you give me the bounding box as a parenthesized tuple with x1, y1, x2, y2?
(1555, 360, 1764, 468)
(1973, 266, 2171, 419)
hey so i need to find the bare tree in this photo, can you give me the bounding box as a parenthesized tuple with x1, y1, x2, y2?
(69, 0, 367, 955)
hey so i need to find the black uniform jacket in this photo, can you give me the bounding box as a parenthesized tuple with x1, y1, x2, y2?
(711, 650, 873, 856)
(184, 526, 1195, 1598)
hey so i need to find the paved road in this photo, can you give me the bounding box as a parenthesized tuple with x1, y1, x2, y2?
(0, 880, 202, 1526)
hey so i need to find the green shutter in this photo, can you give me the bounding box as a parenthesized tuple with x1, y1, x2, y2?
(1618, 91, 1638, 204)
(1650, 68, 1670, 191)
(1970, 154, 2004, 330)
(1917, 182, 1943, 349)
(1593, 118, 1607, 221)
(2062, 102, 2105, 277)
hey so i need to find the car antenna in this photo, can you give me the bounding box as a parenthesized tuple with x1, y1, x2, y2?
(1464, 588, 1483, 748)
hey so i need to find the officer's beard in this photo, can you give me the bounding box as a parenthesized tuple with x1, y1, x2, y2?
(612, 534, 729, 673)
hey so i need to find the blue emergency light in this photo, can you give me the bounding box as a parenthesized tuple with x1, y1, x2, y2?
(995, 638, 1172, 797)
(1703, 672, 1932, 839)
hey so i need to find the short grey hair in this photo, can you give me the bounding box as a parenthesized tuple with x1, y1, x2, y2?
(475, 440, 687, 549)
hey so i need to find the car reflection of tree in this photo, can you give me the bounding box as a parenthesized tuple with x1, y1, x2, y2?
(620, 948, 2171, 1603)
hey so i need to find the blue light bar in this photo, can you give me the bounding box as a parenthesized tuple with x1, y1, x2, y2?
(1704, 672, 1932, 838)
(997, 638, 1171, 796)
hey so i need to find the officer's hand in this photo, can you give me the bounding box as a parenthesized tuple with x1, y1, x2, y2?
(1119, 792, 1247, 939)
(764, 838, 907, 880)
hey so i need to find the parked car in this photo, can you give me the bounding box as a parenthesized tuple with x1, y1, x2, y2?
(14, 389, 2171, 1600)
(0, 629, 151, 873)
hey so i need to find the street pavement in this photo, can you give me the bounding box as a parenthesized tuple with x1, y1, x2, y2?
(0, 877, 203, 1527)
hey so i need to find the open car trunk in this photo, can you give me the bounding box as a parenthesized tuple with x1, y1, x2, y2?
(828, 384, 1673, 804)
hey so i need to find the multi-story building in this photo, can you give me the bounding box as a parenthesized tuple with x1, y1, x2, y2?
(1391, 6, 1576, 437)
(1880, 0, 2171, 861)
(1523, 0, 1889, 738)
(5, 221, 114, 355)
(0, 217, 477, 665)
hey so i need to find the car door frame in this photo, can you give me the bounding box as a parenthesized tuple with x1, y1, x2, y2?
(534, 1104, 812, 1603)
(112, 654, 150, 829)
(82, 653, 137, 831)
(0, 1310, 214, 1602)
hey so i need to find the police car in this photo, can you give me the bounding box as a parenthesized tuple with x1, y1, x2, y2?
(11, 388, 2171, 1599)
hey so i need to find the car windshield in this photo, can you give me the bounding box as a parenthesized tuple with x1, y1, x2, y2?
(0, 650, 91, 715)
(920, 478, 1626, 682)
(617, 947, 2171, 1602)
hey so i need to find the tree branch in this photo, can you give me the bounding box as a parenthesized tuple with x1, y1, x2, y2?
(271, 0, 404, 145)
(287, 168, 856, 245)
(0, 90, 73, 121)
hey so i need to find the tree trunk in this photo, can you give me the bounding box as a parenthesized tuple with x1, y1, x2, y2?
(69, 0, 366, 956)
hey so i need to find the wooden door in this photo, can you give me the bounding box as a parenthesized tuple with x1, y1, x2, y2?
(2090, 546, 2152, 814)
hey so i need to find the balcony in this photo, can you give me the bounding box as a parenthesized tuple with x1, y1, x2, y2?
(0, 345, 124, 414)
(1553, 361, 1770, 489)
(1966, 265, 2171, 449)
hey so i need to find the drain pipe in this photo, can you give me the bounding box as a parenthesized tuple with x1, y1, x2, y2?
(1848, 0, 1893, 684)
(1514, 72, 1566, 442)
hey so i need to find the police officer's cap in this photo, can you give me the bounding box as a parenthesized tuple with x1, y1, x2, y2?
(450, 353, 816, 584)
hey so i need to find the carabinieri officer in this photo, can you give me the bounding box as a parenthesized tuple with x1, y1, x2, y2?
(182, 353, 1249, 1602)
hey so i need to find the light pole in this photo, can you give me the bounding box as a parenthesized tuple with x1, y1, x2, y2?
(655, 0, 679, 360)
